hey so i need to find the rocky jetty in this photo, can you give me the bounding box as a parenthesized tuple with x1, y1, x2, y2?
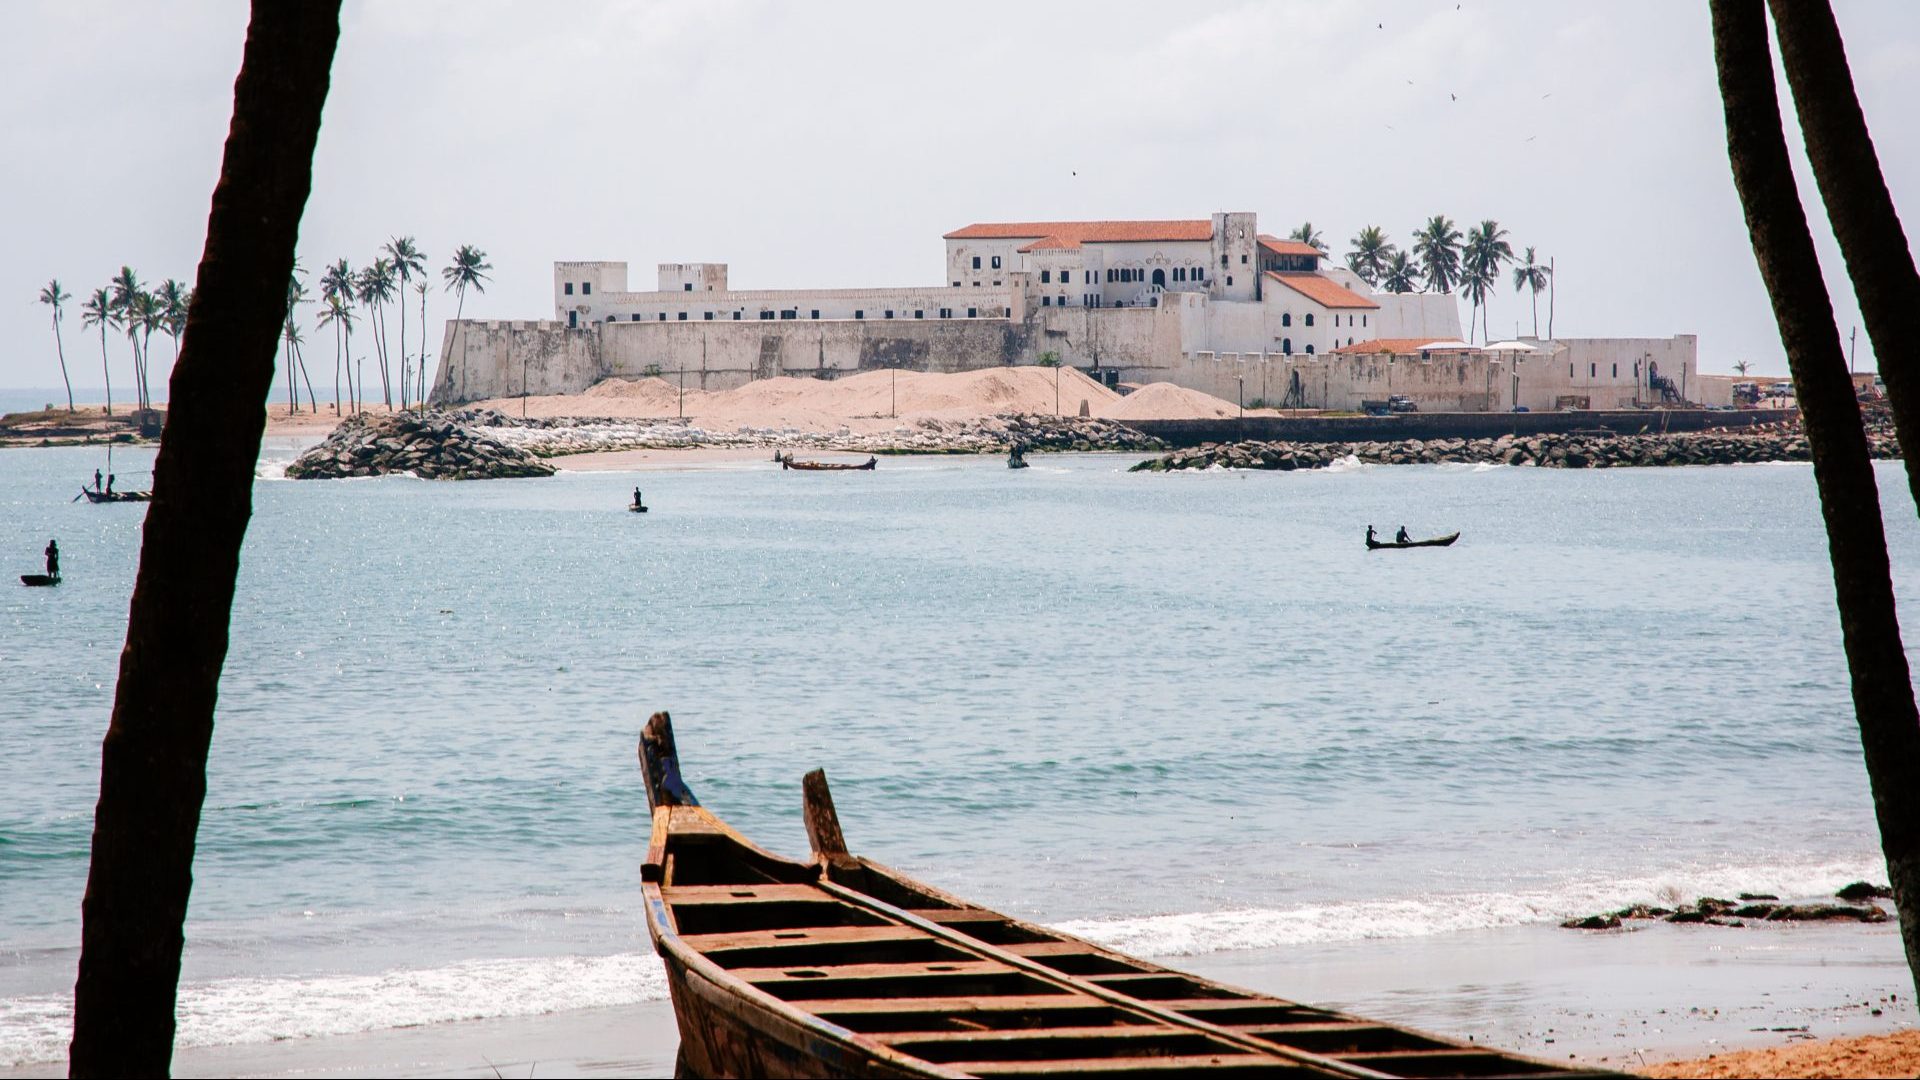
(450, 409, 1162, 457)
(284, 412, 555, 480)
(1561, 883, 1893, 930)
(1130, 422, 1897, 473)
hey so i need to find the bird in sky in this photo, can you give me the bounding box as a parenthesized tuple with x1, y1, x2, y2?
(1450, 92, 1457, 101)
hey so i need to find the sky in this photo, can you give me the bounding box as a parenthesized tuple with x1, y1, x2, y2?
(3, 0, 1916, 392)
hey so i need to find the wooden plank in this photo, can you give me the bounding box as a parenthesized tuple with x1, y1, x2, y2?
(947, 1054, 1285, 1075)
(664, 883, 830, 903)
(1000, 941, 1097, 957)
(883, 1024, 1187, 1045)
(735, 959, 1014, 985)
(807, 994, 1107, 1015)
(681, 925, 930, 954)
(904, 907, 1006, 923)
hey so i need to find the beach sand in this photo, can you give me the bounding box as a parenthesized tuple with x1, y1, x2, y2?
(3, 922, 1907, 1078)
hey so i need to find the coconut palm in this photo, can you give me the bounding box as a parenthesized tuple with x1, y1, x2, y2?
(157, 280, 191, 387)
(284, 265, 318, 413)
(1411, 215, 1463, 295)
(317, 295, 355, 415)
(1511, 247, 1551, 338)
(443, 244, 491, 400)
(1344, 226, 1395, 286)
(1288, 222, 1329, 256)
(413, 277, 431, 406)
(38, 279, 74, 411)
(133, 290, 167, 408)
(1380, 251, 1419, 294)
(1711, 0, 1920, 1001)
(384, 236, 423, 409)
(81, 286, 117, 416)
(320, 259, 358, 411)
(1734, 360, 1752, 376)
(356, 257, 395, 407)
(109, 267, 148, 411)
(1461, 220, 1513, 344)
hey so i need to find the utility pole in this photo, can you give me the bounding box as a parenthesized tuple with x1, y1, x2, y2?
(891, 366, 897, 418)
(1849, 326, 1857, 376)
(678, 367, 685, 419)
(1054, 363, 1061, 416)
(1237, 375, 1244, 418)
(1546, 256, 1556, 341)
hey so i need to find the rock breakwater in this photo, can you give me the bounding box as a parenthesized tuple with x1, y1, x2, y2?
(284, 412, 556, 480)
(451, 410, 1162, 457)
(1130, 422, 1897, 473)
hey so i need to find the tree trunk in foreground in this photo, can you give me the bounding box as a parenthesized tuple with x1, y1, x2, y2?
(1711, 0, 1920, 1007)
(68, 4, 341, 1076)
(1769, 0, 1920, 517)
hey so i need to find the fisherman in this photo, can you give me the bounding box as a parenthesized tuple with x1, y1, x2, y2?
(1395, 525, 1411, 544)
(93, 469, 103, 492)
(105, 474, 114, 496)
(45, 539, 59, 578)
(1366, 525, 1377, 545)
(633, 486, 644, 509)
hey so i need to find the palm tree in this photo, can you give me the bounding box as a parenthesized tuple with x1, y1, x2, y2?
(1412, 215, 1463, 295)
(1711, 0, 1920, 1003)
(1734, 360, 1752, 376)
(1288, 222, 1329, 256)
(38, 279, 74, 411)
(284, 265, 317, 413)
(81, 287, 116, 416)
(133, 291, 166, 408)
(384, 236, 423, 409)
(1767, 0, 1920, 524)
(413, 277, 431, 406)
(1380, 251, 1419, 294)
(1344, 226, 1395, 286)
(356, 257, 395, 407)
(320, 259, 357, 411)
(442, 244, 492, 400)
(157, 280, 191, 390)
(68, 5, 342, 1073)
(1461, 220, 1513, 344)
(318, 295, 354, 415)
(109, 267, 147, 411)
(1511, 247, 1551, 338)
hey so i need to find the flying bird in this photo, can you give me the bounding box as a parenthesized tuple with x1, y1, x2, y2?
(1450, 92, 1457, 101)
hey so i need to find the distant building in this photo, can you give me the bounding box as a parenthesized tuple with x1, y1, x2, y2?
(434, 212, 1693, 412)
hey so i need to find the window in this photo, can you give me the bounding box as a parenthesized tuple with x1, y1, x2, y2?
(973, 281, 980, 288)
(657, 313, 665, 321)
(567, 311, 577, 327)
(582, 282, 591, 295)
(1194, 267, 1204, 282)
(1041, 270, 1051, 283)
(1282, 337, 1292, 354)
(1281, 313, 1291, 327)
(683, 283, 692, 291)
(1221, 254, 1229, 267)
(967, 307, 977, 318)
(1591, 363, 1597, 378)
(1362, 314, 1368, 327)
(1305, 344, 1315, 354)
(760, 311, 774, 320)
(704, 312, 714, 320)
(678, 312, 688, 320)
(1106, 269, 1115, 282)
(992, 280, 1001, 286)
(885, 310, 894, 319)
(991, 255, 1002, 269)
(1042, 296, 1051, 307)
(811, 309, 820, 320)
(1612, 363, 1618, 378)
(564, 282, 574, 295)
(1226, 276, 1233, 286)
(631, 314, 641, 322)
(732, 311, 741, 320)
(953, 281, 962, 287)
(1241, 254, 1248, 264)
(1304, 313, 1315, 326)
(855, 309, 864, 319)
(914, 309, 924, 319)
(780, 309, 797, 320)
(1085, 271, 1093, 284)
(972, 256, 981, 269)
(1570, 362, 1575, 377)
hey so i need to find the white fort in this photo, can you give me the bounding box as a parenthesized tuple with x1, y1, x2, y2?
(435, 211, 1698, 412)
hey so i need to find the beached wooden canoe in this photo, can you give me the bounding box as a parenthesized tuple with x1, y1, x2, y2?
(639, 712, 1613, 1079)
(780, 454, 877, 471)
(1365, 532, 1459, 550)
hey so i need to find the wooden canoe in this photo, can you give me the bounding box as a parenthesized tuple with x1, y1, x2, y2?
(639, 712, 1614, 1079)
(1365, 532, 1459, 550)
(80, 488, 152, 503)
(781, 455, 877, 471)
(19, 574, 61, 587)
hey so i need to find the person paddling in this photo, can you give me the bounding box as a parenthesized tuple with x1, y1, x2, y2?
(45, 539, 59, 578)
(1366, 525, 1378, 546)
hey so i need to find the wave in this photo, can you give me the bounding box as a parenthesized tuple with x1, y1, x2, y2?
(1321, 453, 1369, 474)
(0, 951, 668, 1068)
(1053, 857, 1885, 958)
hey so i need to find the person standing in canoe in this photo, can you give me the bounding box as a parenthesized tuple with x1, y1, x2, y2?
(93, 469, 103, 493)
(45, 539, 59, 578)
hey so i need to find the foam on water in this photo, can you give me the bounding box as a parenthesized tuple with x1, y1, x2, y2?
(1057, 858, 1887, 957)
(0, 951, 669, 1068)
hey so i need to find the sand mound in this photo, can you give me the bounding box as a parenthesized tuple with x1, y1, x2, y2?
(1098, 382, 1242, 421)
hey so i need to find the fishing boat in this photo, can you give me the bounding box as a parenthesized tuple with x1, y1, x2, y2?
(780, 453, 877, 472)
(639, 712, 1611, 1079)
(79, 488, 152, 504)
(19, 574, 61, 587)
(1365, 531, 1459, 550)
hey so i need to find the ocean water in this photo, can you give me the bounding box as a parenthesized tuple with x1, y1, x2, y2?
(0, 444, 1912, 1065)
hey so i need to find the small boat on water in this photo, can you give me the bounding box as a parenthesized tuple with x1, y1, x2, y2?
(79, 488, 152, 504)
(639, 711, 1610, 1079)
(780, 453, 876, 472)
(19, 574, 61, 587)
(1366, 531, 1459, 550)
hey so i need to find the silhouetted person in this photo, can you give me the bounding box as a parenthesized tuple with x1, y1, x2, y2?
(106, 474, 115, 496)
(633, 487, 644, 508)
(45, 539, 59, 578)
(1395, 525, 1411, 544)
(1367, 525, 1378, 545)
(94, 469, 103, 492)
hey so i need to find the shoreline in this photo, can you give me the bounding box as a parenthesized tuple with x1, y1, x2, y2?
(2, 921, 1908, 1078)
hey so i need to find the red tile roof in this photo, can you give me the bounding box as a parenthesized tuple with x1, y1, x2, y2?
(1016, 236, 1081, 252)
(1332, 338, 1453, 354)
(1265, 272, 1379, 309)
(1258, 235, 1323, 258)
(944, 220, 1214, 246)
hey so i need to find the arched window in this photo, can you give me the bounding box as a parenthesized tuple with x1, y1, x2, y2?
(1282, 337, 1292, 355)
(1305, 344, 1315, 354)
(1281, 313, 1291, 327)
(1304, 313, 1315, 326)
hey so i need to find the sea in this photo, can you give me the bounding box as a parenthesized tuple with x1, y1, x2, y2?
(0, 438, 1910, 1067)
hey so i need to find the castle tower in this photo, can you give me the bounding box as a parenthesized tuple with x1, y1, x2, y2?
(1208, 212, 1259, 302)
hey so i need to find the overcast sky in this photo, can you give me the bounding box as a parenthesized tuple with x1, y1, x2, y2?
(4, 0, 1916, 391)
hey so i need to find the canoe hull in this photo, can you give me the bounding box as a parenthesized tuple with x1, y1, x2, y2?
(1366, 531, 1459, 550)
(662, 958, 933, 1079)
(80, 488, 151, 503)
(20, 574, 60, 587)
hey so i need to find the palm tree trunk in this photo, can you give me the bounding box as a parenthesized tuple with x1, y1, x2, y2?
(67, 6, 340, 1074)
(99, 326, 112, 417)
(396, 285, 407, 411)
(1711, 0, 1920, 1006)
(1547, 258, 1555, 340)
(418, 287, 429, 406)
(377, 301, 392, 408)
(53, 316, 74, 411)
(1767, 0, 1920, 518)
(1530, 288, 1539, 338)
(454, 287, 466, 402)
(333, 322, 342, 415)
(297, 341, 318, 413)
